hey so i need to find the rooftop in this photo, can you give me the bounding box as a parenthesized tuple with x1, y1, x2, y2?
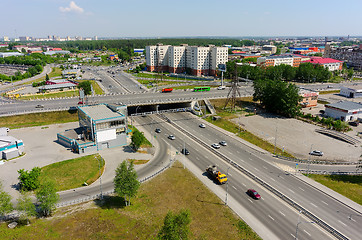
(307, 57, 343, 64)
(326, 101, 362, 111)
(79, 104, 124, 121)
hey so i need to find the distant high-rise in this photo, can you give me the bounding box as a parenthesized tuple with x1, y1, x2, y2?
(93, 36, 98, 40)
(3, 36, 9, 42)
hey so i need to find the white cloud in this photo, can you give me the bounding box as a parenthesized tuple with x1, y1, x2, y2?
(59, 1, 84, 14)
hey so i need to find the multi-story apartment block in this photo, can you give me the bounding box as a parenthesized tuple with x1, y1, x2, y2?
(324, 44, 362, 70)
(257, 55, 302, 68)
(146, 44, 228, 76)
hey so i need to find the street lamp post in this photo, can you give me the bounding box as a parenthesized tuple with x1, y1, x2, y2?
(308, 144, 313, 177)
(274, 126, 278, 155)
(295, 210, 314, 240)
(225, 166, 231, 205)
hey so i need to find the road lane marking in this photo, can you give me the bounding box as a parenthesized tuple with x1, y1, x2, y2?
(270, 178, 275, 181)
(240, 159, 245, 162)
(248, 199, 253, 203)
(228, 151, 233, 154)
(232, 186, 237, 190)
(268, 215, 275, 221)
(279, 211, 285, 217)
(351, 218, 356, 222)
(303, 230, 311, 236)
(236, 151, 240, 154)
(254, 167, 259, 171)
(310, 203, 317, 208)
(263, 166, 267, 169)
(196, 157, 199, 160)
(242, 183, 246, 187)
(279, 176, 285, 179)
(321, 201, 328, 205)
(289, 189, 295, 194)
(290, 234, 296, 239)
(338, 220, 347, 226)
(228, 173, 232, 177)
(298, 187, 305, 191)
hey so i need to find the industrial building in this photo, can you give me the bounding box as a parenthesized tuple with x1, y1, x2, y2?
(299, 88, 319, 107)
(324, 101, 362, 121)
(146, 44, 228, 77)
(340, 86, 362, 98)
(0, 127, 24, 160)
(57, 104, 128, 154)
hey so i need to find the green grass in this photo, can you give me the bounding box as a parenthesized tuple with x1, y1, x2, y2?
(39, 154, 105, 191)
(317, 99, 330, 104)
(26, 67, 62, 85)
(308, 174, 362, 205)
(129, 125, 152, 148)
(319, 90, 340, 95)
(0, 161, 261, 240)
(0, 110, 78, 129)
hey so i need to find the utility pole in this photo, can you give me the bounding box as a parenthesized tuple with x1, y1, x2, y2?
(274, 126, 278, 155)
(308, 144, 313, 177)
(97, 157, 103, 200)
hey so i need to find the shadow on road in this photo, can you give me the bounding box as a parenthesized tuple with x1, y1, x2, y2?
(94, 195, 127, 209)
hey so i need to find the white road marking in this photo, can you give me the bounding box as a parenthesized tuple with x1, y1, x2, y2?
(196, 157, 199, 160)
(268, 215, 275, 221)
(310, 203, 318, 208)
(254, 167, 259, 171)
(228, 151, 233, 154)
(298, 187, 305, 192)
(249, 158, 253, 161)
(338, 220, 347, 226)
(242, 183, 246, 187)
(232, 186, 237, 190)
(289, 189, 295, 194)
(290, 234, 296, 239)
(248, 199, 253, 203)
(240, 159, 245, 162)
(236, 151, 240, 154)
(321, 201, 328, 205)
(279, 211, 285, 217)
(279, 176, 285, 179)
(229, 173, 232, 177)
(351, 218, 356, 222)
(263, 166, 267, 169)
(270, 178, 275, 181)
(303, 230, 311, 236)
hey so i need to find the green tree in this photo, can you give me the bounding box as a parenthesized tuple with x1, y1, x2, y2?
(77, 81, 92, 95)
(0, 182, 13, 218)
(36, 179, 59, 217)
(18, 167, 42, 191)
(131, 129, 145, 151)
(16, 191, 36, 224)
(45, 73, 49, 81)
(158, 209, 191, 240)
(253, 79, 302, 117)
(113, 160, 140, 206)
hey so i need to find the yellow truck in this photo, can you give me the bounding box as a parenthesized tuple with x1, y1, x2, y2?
(206, 165, 228, 184)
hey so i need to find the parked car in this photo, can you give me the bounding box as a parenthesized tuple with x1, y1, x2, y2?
(181, 148, 190, 155)
(217, 86, 226, 90)
(319, 110, 325, 114)
(155, 128, 161, 133)
(199, 123, 206, 128)
(219, 141, 227, 146)
(78, 101, 84, 105)
(211, 143, 221, 149)
(35, 104, 44, 108)
(348, 121, 359, 127)
(309, 150, 324, 156)
(247, 189, 261, 200)
(168, 135, 175, 140)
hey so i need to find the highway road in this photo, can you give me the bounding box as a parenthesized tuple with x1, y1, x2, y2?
(159, 112, 361, 239)
(136, 115, 335, 240)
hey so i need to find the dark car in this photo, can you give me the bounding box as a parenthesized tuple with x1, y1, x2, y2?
(35, 104, 44, 108)
(181, 148, 190, 155)
(247, 189, 261, 200)
(349, 121, 359, 127)
(155, 128, 161, 133)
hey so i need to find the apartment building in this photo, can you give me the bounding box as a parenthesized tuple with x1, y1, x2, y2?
(303, 57, 343, 71)
(257, 55, 302, 68)
(324, 44, 362, 70)
(146, 44, 228, 76)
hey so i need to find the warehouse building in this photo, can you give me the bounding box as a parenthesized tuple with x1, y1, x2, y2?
(340, 86, 362, 98)
(57, 104, 128, 154)
(324, 101, 362, 121)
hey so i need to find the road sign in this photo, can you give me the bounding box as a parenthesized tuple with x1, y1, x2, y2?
(296, 163, 299, 169)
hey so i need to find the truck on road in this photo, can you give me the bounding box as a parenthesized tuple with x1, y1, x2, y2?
(206, 165, 228, 184)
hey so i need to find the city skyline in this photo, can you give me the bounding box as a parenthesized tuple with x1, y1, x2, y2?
(1, 0, 362, 38)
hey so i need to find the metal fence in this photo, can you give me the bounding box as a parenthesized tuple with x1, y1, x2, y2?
(275, 154, 359, 166)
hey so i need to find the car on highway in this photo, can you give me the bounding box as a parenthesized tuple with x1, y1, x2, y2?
(219, 141, 227, 146)
(247, 189, 261, 200)
(35, 104, 44, 108)
(217, 86, 226, 90)
(348, 121, 359, 127)
(168, 135, 175, 140)
(181, 148, 190, 155)
(309, 150, 323, 156)
(155, 128, 161, 133)
(211, 143, 220, 149)
(199, 123, 206, 128)
(78, 101, 84, 105)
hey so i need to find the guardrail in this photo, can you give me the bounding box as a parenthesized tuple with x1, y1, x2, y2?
(275, 154, 359, 166)
(159, 113, 349, 240)
(298, 169, 361, 175)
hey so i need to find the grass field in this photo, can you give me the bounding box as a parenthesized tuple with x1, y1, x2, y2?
(308, 174, 362, 205)
(0, 110, 78, 129)
(0, 161, 261, 240)
(209, 98, 294, 158)
(319, 90, 340, 95)
(40, 154, 105, 191)
(26, 67, 62, 85)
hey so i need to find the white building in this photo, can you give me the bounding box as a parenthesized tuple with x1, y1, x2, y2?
(324, 101, 362, 121)
(146, 44, 228, 76)
(340, 87, 362, 98)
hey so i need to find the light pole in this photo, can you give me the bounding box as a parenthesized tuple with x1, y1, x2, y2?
(274, 126, 278, 155)
(308, 144, 313, 177)
(225, 166, 231, 205)
(295, 210, 314, 240)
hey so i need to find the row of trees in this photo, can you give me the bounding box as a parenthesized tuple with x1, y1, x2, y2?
(0, 64, 43, 81)
(226, 61, 333, 83)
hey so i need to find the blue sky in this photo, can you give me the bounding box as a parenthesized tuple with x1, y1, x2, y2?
(1, 0, 362, 38)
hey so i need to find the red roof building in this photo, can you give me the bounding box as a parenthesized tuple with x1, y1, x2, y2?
(303, 57, 343, 71)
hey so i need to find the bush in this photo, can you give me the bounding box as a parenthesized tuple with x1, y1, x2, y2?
(18, 167, 41, 191)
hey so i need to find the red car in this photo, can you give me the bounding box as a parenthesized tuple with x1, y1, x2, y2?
(247, 189, 261, 200)
(78, 101, 84, 105)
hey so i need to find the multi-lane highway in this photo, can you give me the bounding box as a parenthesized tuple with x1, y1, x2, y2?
(135, 113, 361, 240)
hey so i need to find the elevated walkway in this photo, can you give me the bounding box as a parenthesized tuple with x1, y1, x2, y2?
(203, 99, 216, 115)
